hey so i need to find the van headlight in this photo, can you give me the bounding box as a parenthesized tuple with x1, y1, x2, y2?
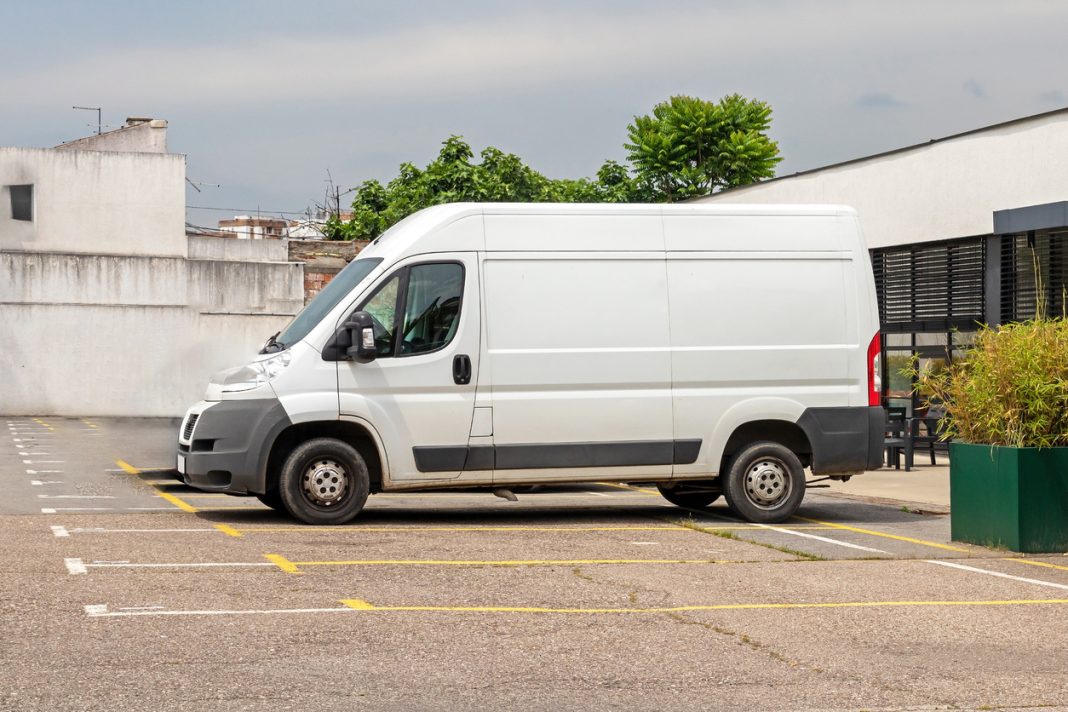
(214, 351, 292, 393)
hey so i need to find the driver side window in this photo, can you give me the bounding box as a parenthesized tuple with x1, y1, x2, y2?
(355, 262, 464, 358)
(360, 275, 400, 357)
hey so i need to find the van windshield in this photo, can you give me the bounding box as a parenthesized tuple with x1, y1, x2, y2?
(269, 257, 383, 352)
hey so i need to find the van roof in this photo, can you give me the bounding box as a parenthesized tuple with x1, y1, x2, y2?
(414, 202, 857, 219)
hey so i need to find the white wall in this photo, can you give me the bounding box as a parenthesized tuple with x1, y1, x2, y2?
(698, 110, 1068, 248)
(0, 147, 186, 257)
(1, 146, 305, 417)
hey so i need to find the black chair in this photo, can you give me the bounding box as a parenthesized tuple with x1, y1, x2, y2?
(909, 406, 951, 465)
(883, 409, 913, 471)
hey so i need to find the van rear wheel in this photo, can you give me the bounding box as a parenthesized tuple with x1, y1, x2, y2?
(656, 481, 721, 508)
(255, 488, 285, 512)
(722, 441, 805, 523)
(278, 437, 370, 525)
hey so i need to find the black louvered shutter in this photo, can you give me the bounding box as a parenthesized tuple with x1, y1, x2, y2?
(872, 237, 985, 333)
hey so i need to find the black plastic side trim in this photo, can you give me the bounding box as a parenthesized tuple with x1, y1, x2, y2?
(412, 446, 467, 473)
(672, 439, 702, 465)
(796, 406, 885, 474)
(413, 439, 702, 473)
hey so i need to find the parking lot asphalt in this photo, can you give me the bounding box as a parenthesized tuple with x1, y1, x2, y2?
(2, 417, 1068, 712)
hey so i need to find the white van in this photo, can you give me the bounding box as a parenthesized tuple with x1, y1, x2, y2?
(177, 203, 884, 524)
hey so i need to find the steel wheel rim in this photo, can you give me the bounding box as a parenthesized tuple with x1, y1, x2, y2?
(743, 458, 791, 509)
(301, 458, 349, 507)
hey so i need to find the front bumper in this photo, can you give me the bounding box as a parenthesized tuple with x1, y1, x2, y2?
(177, 398, 291, 494)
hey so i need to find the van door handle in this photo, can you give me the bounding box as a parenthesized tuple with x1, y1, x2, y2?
(453, 354, 472, 385)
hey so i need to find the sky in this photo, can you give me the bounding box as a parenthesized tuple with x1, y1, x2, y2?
(3, 0, 1068, 229)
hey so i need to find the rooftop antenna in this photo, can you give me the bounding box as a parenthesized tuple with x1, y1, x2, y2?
(73, 106, 102, 135)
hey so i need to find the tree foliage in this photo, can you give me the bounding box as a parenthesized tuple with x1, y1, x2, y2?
(624, 94, 781, 202)
(326, 93, 780, 240)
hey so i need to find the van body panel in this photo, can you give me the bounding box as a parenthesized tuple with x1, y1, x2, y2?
(481, 250, 674, 482)
(179, 203, 885, 511)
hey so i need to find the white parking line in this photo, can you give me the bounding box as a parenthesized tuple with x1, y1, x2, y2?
(30, 480, 63, 486)
(38, 495, 116, 500)
(85, 561, 275, 571)
(23, 460, 65, 464)
(41, 507, 113, 513)
(925, 559, 1068, 591)
(65, 558, 87, 575)
(85, 603, 352, 618)
(26, 470, 63, 474)
(61, 527, 218, 535)
(753, 523, 889, 554)
(18, 452, 48, 456)
(50, 525, 70, 538)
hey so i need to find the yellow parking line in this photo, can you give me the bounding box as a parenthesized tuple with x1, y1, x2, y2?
(793, 516, 970, 553)
(234, 525, 698, 534)
(264, 554, 301, 574)
(339, 598, 1068, 614)
(214, 524, 243, 538)
(1006, 558, 1068, 573)
(156, 490, 199, 513)
(116, 459, 199, 512)
(32, 418, 54, 431)
(116, 460, 140, 475)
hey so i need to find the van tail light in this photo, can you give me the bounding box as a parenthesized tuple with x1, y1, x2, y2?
(867, 331, 882, 407)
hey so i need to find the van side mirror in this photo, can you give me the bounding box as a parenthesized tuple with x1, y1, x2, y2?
(345, 312, 377, 363)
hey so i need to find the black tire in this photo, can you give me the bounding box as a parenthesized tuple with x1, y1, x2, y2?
(278, 438, 370, 525)
(722, 441, 805, 523)
(656, 481, 721, 509)
(255, 488, 285, 512)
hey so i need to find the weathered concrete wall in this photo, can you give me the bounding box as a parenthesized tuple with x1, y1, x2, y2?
(0, 147, 186, 257)
(54, 119, 168, 154)
(0, 304, 289, 417)
(0, 149, 306, 417)
(189, 235, 288, 262)
(188, 259, 303, 315)
(0, 240, 303, 417)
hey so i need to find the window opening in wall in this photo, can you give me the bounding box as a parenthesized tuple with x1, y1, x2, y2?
(8, 184, 33, 221)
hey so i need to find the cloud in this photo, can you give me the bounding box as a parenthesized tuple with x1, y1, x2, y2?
(1039, 89, 1066, 104)
(964, 79, 986, 98)
(3, 2, 1065, 112)
(854, 92, 905, 109)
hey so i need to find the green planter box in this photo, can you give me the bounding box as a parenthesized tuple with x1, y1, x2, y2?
(949, 442, 1068, 553)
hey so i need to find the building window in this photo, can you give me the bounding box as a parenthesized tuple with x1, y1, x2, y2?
(871, 235, 986, 415)
(1001, 231, 1068, 321)
(9, 184, 33, 221)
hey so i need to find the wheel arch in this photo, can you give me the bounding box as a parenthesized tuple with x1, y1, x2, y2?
(265, 418, 387, 493)
(706, 398, 811, 473)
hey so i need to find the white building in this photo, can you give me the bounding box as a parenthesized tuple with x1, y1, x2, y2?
(697, 107, 1068, 411)
(1, 120, 304, 417)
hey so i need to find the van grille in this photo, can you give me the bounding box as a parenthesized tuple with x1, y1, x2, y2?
(183, 414, 199, 441)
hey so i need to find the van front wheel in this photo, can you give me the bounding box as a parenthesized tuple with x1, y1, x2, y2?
(722, 442, 805, 523)
(278, 438, 370, 525)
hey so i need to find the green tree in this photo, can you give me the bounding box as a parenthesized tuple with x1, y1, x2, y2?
(325, 93, 780, 239)
(624, 94, 781, 202)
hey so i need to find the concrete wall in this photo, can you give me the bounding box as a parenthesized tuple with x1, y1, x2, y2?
(0, 147, 186, 257)
(697, 110, 1068, 248)
(55, 119, 168, 154)
(0, 239, 303, 417)
(1, 144, 305, 416)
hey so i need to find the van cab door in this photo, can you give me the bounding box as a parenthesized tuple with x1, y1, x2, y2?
(336, 253, 481, 481)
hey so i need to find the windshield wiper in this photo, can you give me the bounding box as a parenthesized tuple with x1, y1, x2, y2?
(260, 331, 284, 354)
